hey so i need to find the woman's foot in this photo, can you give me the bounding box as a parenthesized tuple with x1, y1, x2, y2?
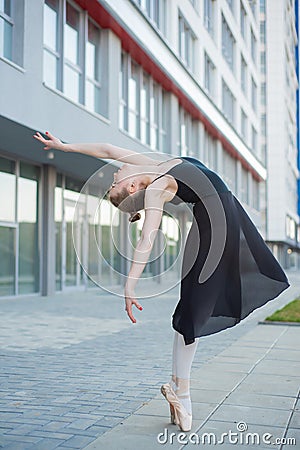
(161, 383, 192, 432)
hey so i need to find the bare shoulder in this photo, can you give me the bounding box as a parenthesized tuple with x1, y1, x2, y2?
(145, 176, 177, 205)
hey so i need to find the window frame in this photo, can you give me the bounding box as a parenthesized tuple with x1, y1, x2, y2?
(222, 14, 235, 72)
(178, 11, 196, 72)
(43, 0, 106, 116)
(0, 0, 24, 66)
(119, 51, 169, 153)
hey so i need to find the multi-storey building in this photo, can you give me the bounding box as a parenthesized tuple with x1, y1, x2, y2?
(262, 0, 300, 268)
(0, 0, 293, 298)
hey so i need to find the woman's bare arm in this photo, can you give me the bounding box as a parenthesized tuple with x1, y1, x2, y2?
(33, 131, 161, 166)
(124, 184, 175, 323)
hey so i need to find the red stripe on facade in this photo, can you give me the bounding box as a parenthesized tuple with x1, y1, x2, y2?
(75, 0, 262, 181)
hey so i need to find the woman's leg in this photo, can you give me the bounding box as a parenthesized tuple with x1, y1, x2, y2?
(170, 331, 199, 415)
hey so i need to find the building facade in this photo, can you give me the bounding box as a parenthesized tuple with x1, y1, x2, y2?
(0, 0, 296, 298)
(262, 0, 300, 268)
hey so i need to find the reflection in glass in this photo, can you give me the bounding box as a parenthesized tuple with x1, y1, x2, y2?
(18, 163, 39, 294)
(85, 79, 100, 113)
(128, 63, 138, 137)
(150, 85, 159, 150)
(86, 21, 100, 80)
(0, 157, 15, 222)
(0, 16, 12, 60)
(141, 74, 149, 145)
(0, 227, 15, 296)
(44, 1, 58, 51)
(64, 64, 80, 102)
(65, 203, 77, 286)
(0, 0, 11, 15)
(64, 3, 79, 64)
(55, 186, 62, 290)
(43, 50, 58, 89)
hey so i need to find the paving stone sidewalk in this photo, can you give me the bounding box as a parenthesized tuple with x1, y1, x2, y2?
(0, 271, 299, 450)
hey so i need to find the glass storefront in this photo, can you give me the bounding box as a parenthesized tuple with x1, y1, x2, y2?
(0, 156, 181, 297)
(55, 174, 86, 290)
(0, 157, 40, 296)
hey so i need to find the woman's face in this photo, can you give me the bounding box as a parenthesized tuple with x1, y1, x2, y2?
(109, 164, 136, 195)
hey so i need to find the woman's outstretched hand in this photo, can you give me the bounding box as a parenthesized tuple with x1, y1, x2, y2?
(124, 290, 143, 323)
(33, 131, 65, 151)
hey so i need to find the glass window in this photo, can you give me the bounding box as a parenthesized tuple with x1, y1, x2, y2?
(249, 0, 257, 19)
(18, 163, 40, 294)
(204, 52, 215, 97)
(43, 1, 106, 115)
(55, 183, 63, 291)
(178, 106, 198, 157)
(119, 52, 169, 152)
(241, 108, 247, 140)
(161, 90, 169, 153)
(141, 72, 150, 145)
(128, 62, 140, 139)
(241, 55, 247, 94)
(251, 28, 257, 64)
(260, 51, 266, 74)
(44, 0, 58, 51)
(261, 82, 266, 104)
(0, 156, 15, 222)
(0, 0, 12, 60)
(261, 114, 266, 136)
(134, 0, 166, 34)
(226, 0, 234, 11)
(251, 126, 257, 153)
(251, 77, 257, 112)
(63, 2, 81, 102)
(222, 80, 235, 125)
(43, 0, 59, 89)
(0, 0, 11, 15)
(0, 226, 15, 296)
(223, 151, 236, 193)
(240, 2, 246, 40)
(222, 15, 235, 71)
(63, 64, 80, 102)
(150, 82, 159, 150)
(252, 179, 259, 210)
(85, 20, 101, 114)
(260, 21, 265, 42)
(64, 3, 79, 65)
(241, 166, 248, 204)
(179, 12, 195, 71)
(204, 0, 214, 36)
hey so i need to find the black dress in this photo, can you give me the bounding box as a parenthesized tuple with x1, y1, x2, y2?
(160, 156, 290, 345)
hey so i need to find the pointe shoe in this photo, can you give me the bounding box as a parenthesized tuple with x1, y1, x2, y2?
(161, 383, 192, 432)
(170, 404, 176, 425)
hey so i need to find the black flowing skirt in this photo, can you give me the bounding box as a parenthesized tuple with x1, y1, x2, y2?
(172, 191, 290, 345)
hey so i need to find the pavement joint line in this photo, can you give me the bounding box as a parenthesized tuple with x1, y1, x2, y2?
(278, 388, 300, 450)
(178, 325, 289, 450)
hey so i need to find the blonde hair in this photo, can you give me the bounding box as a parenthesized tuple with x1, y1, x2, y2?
(109, 186, 145, 223)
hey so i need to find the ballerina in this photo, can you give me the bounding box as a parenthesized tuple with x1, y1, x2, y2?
(33, 131, 290, 431)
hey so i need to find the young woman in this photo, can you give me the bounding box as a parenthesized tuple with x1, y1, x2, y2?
(33, 131, 290, 432)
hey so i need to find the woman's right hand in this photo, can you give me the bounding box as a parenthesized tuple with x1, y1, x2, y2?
(33, 131, 65, 151)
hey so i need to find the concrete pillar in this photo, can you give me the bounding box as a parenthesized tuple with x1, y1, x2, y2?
(41, 165, 56, 296)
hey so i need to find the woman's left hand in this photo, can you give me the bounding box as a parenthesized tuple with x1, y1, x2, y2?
(124, 290, 143, 323)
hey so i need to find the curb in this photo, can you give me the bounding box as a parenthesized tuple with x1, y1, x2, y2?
(258, 320, 300, 326)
